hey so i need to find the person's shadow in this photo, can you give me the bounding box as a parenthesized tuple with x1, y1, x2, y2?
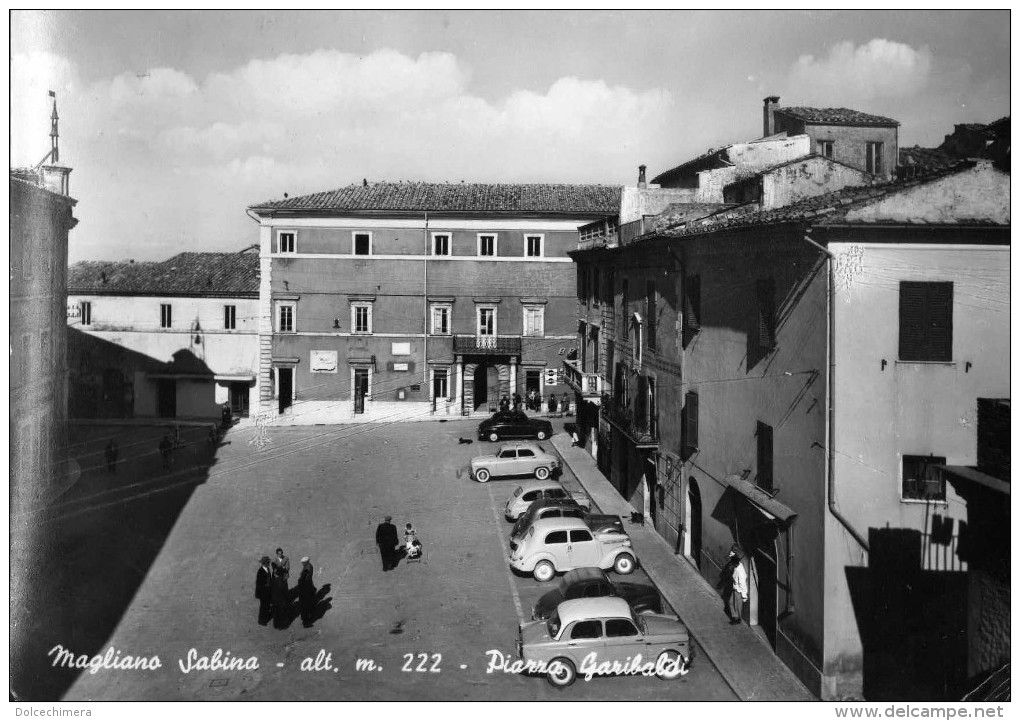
(303, 584, 333, 628)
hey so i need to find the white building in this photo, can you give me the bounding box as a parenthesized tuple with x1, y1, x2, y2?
(66, 249, 260, 420)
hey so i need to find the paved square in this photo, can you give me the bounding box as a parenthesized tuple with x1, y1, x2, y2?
(35, 419, 735, 701)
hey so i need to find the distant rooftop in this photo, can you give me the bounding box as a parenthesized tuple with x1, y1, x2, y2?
(250, 182, 621, 216)
(775, 106, 900, 127)
(68, 250, 259, 296)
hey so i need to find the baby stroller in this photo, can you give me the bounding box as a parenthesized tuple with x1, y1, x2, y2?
(403, 528, 424, 563)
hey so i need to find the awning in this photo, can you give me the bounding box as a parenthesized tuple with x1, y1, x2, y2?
(146, 373, 213, 380)
(938, 465, 1010, 496)
(214, 374, 256, 383)
(723, 474, 798, 527)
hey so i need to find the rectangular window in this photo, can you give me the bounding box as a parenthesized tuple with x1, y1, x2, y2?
(592, 268, 601, 305)
(478, 307, 496, 336)
(478, 234, 496, 257)
(756, 279, 776, 351)
(353, 232, 372, 255)
(352, 304, 372, 334)
(160, 303, 172, 328)
(433, 369, 449, 400)
(431, 304, 451, 335)
(818, 140, 834, 158)
(432, 233, 450, 256)
(578, 263, 588, 302)
(278, 304, 295, 333)
(684, 275, 701, 333)
(525, 235, 543, 257)
(224, 305, 236, 330)
(683, 391, 699, 457)
(279, 232, 296, 253)
(902, 454, 947, 502)
(80, 301, 92, 326)
(866, 142, 884, 175)
(899, 282, 953, 362)
(523, 306, 545, 337)
(756, 421, 774, 493)
(646, 280, 657, 351)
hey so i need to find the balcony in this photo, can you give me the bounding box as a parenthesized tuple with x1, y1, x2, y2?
(563, 358, 604, 401)
(603, 402, 659, 448)
(453, 335, 522, 356)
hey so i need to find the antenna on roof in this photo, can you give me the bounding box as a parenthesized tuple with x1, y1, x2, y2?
(35, 91, 60, 168)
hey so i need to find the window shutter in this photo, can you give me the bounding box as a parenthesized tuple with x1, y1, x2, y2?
(899, 282, 953, 361)
(756, 421, 774, 492)
(684, 275, 701, 331)
(925, 282, 953, 362)
(899, 282, 928, 360)
(683, 391, 699, 455)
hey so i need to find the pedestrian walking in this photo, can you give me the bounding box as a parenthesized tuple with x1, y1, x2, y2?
(158, 435, 172, 470)
(105, 439, 119, 474)
(297, 557, 316, 627)
(272, 547, 291, 580)
(221, 402, 232, 428)
(527, 389, 536, 411)
(375, 515, 399, 571)
(270, 571, 290, 629)
(726, 547, 748, 624)
(561, 393, 571, 417)
(499, 395, 510, 412)
(548, 394, 558, 415)
(255, 555, 273, 626)
(512, 392, 522, 412)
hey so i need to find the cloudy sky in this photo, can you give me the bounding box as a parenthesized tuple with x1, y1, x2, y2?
(11, 10, 1010, 262)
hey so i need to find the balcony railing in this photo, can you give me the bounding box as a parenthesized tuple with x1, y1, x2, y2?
(603, 401, 659, 446)
(453, 335, 522, 356)
(563, 358, 604, 400)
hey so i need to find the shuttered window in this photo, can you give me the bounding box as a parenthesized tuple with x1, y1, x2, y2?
(646, 280, 657, 351)
(684, 275, 701, 332)
(756, 279, 776, 351)
(756, 421, 774, 492)
(683, 391, 699, 457)
(899, 282, 953, 362)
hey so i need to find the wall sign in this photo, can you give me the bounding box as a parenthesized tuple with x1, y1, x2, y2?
(310, 350, 338, 373)
(393, 362, 409, 371)
(391, 342, 412, 356)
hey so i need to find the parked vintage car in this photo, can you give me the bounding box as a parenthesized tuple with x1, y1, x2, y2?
(510, 499, 623, 550)
(532, 567, 663, 620)
(470, 441, 562, 483)
(477, 411, 554, 443)
(508, 517, 636, 581)
(504, 481, 591, 522)
(517, 597, 693, 687)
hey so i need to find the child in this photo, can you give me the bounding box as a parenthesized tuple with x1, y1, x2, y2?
(404, 523, 418, 554)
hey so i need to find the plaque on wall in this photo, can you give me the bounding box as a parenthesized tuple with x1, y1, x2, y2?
(310, 350, 338, 373)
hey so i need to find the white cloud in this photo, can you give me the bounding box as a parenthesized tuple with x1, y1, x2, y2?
(788, 39, 932, 104)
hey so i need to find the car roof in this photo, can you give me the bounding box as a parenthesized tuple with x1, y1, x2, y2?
(500, 441, 542, 450)
(556, 597, 632, 627)
(528, 497, 581, 511)
(530, 516, 589, 533)
(562, 567, 608, 585)
(515, 480, 564, 492)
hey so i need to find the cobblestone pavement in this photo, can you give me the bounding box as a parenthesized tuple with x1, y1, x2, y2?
(51, 417, 736, 701)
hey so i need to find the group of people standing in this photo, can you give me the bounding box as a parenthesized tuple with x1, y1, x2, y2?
(255, 547, 318, 628)
(498, 390, 572, 416)
(374, 516, 420, 571)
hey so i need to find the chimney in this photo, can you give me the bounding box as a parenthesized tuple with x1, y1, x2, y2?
(763, 96, 781, 137)
(637, 164, 647, 189)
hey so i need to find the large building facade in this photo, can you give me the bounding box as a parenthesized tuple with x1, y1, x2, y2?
(247, 183, 620, 423)
(66, 250, 260, 420)
(569, 161, 1009, 699)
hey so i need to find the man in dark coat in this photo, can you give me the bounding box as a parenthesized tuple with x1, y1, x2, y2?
(297, 557, 316, 627)
(375, 515, 399, 571)
(271, 570, 290, 629)
(255, 556, 273, 626)
(272, 547, 290, 580)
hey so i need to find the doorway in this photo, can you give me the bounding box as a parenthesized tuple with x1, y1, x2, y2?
(157, 379, 176, 418)
(229, 382, 250, 417)
(687, 477, 703, 570)
(278, 368, 293, 414)
(754, 548, 778, 648)
(473, 364, 497, 410)
(432, 369, 449, 410)
(353, 368, 369, 414)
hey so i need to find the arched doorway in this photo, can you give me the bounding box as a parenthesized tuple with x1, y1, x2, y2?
(687, 477, 703, 570)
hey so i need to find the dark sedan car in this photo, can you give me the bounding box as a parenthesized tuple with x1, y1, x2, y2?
(510, 498, 624, 548)
(478, 411, 553, 442)
(531, 566, 663, 620)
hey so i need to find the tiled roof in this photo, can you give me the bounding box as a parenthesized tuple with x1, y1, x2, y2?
(898, 146, 962, 174)
(650, 147, 732, 185)
(68, 250, 259, 296)
(649, 161, 991, 240)
(776, 106, 899, 126)
(250, 182, 621, 215)
(649, 203, 737, 231)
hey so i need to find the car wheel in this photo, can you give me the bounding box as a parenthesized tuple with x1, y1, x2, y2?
(535, 466, 550, 480)
(474, 468, 490, 483)
(546, 657, 577, 688)
(613, 553, 636, 575)
(655, 650, 690, 680)
(488, 432, 499, 442)
(536, 430, 548, 440)
(533, 560, 556, 582)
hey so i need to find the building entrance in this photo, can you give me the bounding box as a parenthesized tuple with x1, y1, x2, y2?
(278, 368, 293, 414)
(157, 379, 176, 418)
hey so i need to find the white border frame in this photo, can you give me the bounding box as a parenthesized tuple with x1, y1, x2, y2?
(276, 301, 296, 333)
(160, 302, 173, 329)
(524, 233, 545, 258)
(431, 231, 452, 256)
(476, 232, 498, 258)
(476, 304, 498, 339)
(351, 301, 374, 334)
(522, 305, 545, 337)
(350, 366, 373, 401)
(352, 230, 373, 256)
(277, 230, 297, 254)
(430, 302, 453, 335)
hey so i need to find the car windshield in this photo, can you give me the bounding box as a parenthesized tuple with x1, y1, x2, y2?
(513, 486, 523, 498)
(547, 611, 562, 638)
(631, 610, 646, 633)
